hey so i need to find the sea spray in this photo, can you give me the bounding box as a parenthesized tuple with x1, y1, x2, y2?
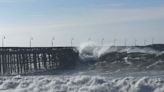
(78, 41, 111, 61)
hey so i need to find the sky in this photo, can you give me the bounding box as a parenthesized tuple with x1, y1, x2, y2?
(0, 0, 164, 47)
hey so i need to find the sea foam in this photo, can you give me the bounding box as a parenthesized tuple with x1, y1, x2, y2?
(0, 75, 164, 92)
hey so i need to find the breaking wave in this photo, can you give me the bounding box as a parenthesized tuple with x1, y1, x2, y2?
(77, 42, 164, 71)
(78, 42, 111, 61)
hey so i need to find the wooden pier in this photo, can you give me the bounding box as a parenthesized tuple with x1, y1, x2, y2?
(0, 47, 79, 75)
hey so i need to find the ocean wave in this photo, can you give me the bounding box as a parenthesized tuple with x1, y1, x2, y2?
(77, 42, 164, 70)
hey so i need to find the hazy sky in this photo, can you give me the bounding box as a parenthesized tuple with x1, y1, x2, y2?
(0, 0, 164, 47)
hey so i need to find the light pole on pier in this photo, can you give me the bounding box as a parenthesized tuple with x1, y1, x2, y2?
(134, 39, 137, 46)
(2, 35, 5, 47)
(124, 39, 127, 46)
(71, 38, 74, 47)
(152, 38, 154, 45)
(114, 38, 117, 46)
(101, 38, 104, 46)
(144, 40, 147, 46)
(30, 37, 33, 47)
(51, 37, 55, 47)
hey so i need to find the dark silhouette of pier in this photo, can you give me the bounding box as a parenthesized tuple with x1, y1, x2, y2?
(0, 47, 78, 75)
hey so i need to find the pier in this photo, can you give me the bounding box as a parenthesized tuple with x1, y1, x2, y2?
(0, 47, 78, 75)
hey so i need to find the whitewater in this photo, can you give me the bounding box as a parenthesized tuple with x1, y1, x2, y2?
(0, 42, 164, 92)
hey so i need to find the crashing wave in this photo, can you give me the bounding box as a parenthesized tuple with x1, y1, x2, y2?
(77, 42, 164, 70)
